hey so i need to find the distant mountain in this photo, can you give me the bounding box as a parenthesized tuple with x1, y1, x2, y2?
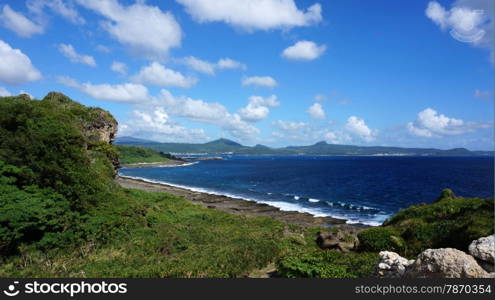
(115, 136, 494, 156)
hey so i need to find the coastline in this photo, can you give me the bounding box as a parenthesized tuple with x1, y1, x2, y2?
(119, 160, 193, 168)
(116, 175, 369, 230)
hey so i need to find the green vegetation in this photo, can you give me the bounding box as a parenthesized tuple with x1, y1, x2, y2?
(276, 250, 377, 278)
(357, 227, 405, 253)
(356, 189, 494, 257)
(116, 145, 174, 164)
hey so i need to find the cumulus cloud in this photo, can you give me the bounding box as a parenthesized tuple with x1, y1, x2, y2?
(242, 76, 277, 88)
(0, 86, 11, 97)
(132, 62, 197, 88)
(407, 108, 487, 138)
(156, 90, 259, 139)
(345, 116, 377, 142)
(324, 130, 351, 144)
(77, 0, 182, 59)
(96, 44, 111, 53)
(58, 44, 96, 67)
(27, 0, 85, 25)
(238, 95, 280, 122)
(282, 40, 326, 61)
(179, 56, 246, 75)
(111, 61, 127, 75)
(308, 103, 325, 119)
(119, 108, 209, 143)
(0, 40, 42, 85)
(176, 0, 322, 31)
(217, 58, 247, 70)
(1, 5, 43, 38)
(426, 0, 493, 61)
(58, 76, 149, 103)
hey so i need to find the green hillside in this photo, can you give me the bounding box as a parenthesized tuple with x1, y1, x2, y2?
(116, 145, 174, 164)
(116, 137, 492, 156)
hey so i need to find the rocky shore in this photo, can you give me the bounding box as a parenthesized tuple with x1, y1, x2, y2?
(119, 160, 191, 168)
(116, 175, 366, 230)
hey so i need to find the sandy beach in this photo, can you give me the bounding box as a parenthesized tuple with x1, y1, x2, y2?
(116, 174, 369, 231)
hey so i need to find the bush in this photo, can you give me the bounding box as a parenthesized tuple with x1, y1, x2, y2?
(277, 250, 378, 278)
(357, 227, 405, 253)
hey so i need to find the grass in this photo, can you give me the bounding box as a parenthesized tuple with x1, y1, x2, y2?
(116, 145, 172, 164)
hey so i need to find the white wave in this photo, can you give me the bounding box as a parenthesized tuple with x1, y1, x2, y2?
(308, 198, 320, 203)
(294, 196, 300, 200)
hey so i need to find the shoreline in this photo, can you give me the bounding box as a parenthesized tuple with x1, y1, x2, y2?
(119, 160, 193, 168)
(116, 174, 370, 231)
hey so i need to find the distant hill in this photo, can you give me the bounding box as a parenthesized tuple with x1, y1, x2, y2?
(115, 137, 493, 156)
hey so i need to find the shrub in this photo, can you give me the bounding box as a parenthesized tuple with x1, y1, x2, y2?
(277, 250, 378, 278)
(357, 227, 405, 253)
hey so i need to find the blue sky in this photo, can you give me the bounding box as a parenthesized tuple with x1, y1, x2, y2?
(0, 0, 493, 150)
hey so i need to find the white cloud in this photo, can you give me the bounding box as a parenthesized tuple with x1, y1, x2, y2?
(308, 103, 325, 119)
(176, 0, 322, 31)
(156, 90, 259, 139)
(1, 5, 43, 38)
(180, 56, 246, 75)
(77, 0, 182, 59)
(111, 61, 127, 75)
(345, 116, 377, 142)
(272, 120, 309, 131)
(324, 130, 351, 144)
(58, 44, 96, 67)
(282, 40, 326, 61)
(238, 95, 280, 122)
(58, 76, 149, 103)
(0, 86, 11, 97)
(407, 108, 486, 137)
(96, 45, 111, 53)
(132, 62, 197, 88)
(242, 76, 277, 88)
(181, 56, 216, 75)
(217, 58, 246, 70)
(474, 89, 491, 100)
(314, 94, 326, 101)
(0, 40, 42, 85)
(27, 0, 85, 25)
(119, 108, 209, 143)
(426, 1, 493, 60)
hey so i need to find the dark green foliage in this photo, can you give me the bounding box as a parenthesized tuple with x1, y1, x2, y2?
(358, 190, 494, 257)
(276, 250, 378, 278)
(357, 227, 405, 253)
(115, 145, 172, 164)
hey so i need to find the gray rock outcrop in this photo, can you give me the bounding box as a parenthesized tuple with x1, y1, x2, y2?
(468, 235, 494, 273)
(405, 248, 492, 278)
(374, 251, 414, 278)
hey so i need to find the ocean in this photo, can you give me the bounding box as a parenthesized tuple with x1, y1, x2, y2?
(118, 155, 494, 226)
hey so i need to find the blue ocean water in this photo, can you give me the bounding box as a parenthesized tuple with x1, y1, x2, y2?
(119, 156, 494, 226)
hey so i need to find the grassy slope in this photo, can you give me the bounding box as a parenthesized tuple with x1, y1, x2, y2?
(116, 145, 171, 164)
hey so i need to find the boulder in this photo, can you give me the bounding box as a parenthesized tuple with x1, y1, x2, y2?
(316, 231, 358, 252)
(405, 248, 492, 278)
(468, 235, 494, 273)
(469, 235, 494, 264)
(374, 251, 414, 278)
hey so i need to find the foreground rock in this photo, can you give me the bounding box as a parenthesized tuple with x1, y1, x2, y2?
(374, 251, 414, 278)
(406, 248, 492, 278)
(316, 231, 359, 252)
(468, 235, 494, 272)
